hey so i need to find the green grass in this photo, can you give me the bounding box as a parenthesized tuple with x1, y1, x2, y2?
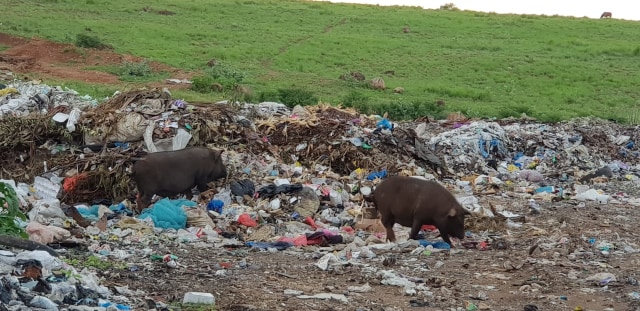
(2, 0, 640, 122)
(0, 44, 9, 52)
(87, 59, 170, 83)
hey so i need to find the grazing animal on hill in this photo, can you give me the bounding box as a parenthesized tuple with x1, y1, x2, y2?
(600, 12, 612, 18)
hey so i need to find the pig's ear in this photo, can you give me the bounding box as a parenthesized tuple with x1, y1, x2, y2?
(448, 208, 457, 218)
(216, 149, 225, 157)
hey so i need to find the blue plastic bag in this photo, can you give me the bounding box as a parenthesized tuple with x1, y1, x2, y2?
(207, 199, 224, 213)
(366, 169, 387, 181)
(418, 240, 451, 250)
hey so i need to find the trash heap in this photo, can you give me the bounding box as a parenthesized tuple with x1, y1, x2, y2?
(2, 78, 640, 309)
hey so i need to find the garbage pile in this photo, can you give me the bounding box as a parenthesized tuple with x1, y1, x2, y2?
(2, 78, 640, 309)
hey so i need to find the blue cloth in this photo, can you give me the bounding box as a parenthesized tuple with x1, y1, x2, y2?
(137, 198, 196, 229)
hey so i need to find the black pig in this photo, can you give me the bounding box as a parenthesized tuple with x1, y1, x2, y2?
(132, 147, 227, 212)
(369, 176, 470, 246)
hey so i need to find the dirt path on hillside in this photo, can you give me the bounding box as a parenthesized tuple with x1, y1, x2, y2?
(0, 32, 193, 89)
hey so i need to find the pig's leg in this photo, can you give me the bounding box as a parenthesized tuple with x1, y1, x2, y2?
(438, 228, 454, 247)
(196, 182, 209, 193)
(136, 192, 152, 212)
(409, 221, 423, 240)
(381, 215, 396, 242)
(184, 191, 194, 200)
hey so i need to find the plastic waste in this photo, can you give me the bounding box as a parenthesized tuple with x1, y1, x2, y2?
(418, 240, 451, 249)
(137, 198, 195, 229)
(213, 189, 232, 207)
(257, 184, 303, 198)
(246, 241, 293, 250)
(33, 176, 61, 200)
(237, 213, 258, 227)
(528, 199, 541, 214)
(366, 170, 387, 181)
(376, 118, 393, 130)
(30, 296, 59, 310)
(25, 222, 71, 244)
(230, 179, 255, 197)
(207, 199, 224, 213)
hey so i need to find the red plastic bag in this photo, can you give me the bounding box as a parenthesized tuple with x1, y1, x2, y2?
(237, 213, 257, 227)
(421, 225, 437, 231)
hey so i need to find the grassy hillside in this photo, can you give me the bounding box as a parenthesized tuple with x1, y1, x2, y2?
(2, 0, 640, 122)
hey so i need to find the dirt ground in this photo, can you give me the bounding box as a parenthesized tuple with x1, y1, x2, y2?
(78, 183, 640, 311)
(0, 32, 193, 90)
(3, 31, 640, 311)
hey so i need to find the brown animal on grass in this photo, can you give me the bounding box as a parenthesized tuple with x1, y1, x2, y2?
(367, 176, 470, 247)
(600, 12, 612, 18)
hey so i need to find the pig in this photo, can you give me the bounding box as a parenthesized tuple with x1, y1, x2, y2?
(369, 176, 470, 246)
(132, 147, 227, 212)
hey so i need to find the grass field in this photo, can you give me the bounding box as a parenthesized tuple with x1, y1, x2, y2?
(2, 0, 640, 122)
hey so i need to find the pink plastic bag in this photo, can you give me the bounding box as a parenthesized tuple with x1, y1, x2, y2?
(26, 222, 70, 244)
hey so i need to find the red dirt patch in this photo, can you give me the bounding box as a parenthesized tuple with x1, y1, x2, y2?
(0, 32, 193, 89)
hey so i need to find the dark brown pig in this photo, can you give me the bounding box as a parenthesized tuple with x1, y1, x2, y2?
(132, 147, 227, 212)
(369, 176, 470, 246)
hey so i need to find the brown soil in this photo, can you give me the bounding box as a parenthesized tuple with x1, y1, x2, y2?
(81, 188, 640, 311)
(0, 32, 193, 89)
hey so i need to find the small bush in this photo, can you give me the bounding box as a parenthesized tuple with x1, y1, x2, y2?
(206, 63, 246, 89)
(411, 100, 446, 119)
(342, 91, 370, 108)
(190, 76, 217, 93)
(439, 3, 459, 10)
(119, 59, 152, 77)
(258, 90, 280, 102)
(75, 33, 106, 49)
(278, 88, 318, 108)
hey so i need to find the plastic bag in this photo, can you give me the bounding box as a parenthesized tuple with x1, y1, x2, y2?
(237, 213, 257, 227)
(26, 222, 71, 244)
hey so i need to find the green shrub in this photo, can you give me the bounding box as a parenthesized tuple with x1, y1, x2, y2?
(258, 90, 280, 102)
(75, 33, 106, 49)
(342, 90, 370, 108)
(206, 63, 246, 89)
(119, 59, 152, 77)
(190, 76, 217, 93)
(411, 100, 446, 119)
(277, 88, 318, 108)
